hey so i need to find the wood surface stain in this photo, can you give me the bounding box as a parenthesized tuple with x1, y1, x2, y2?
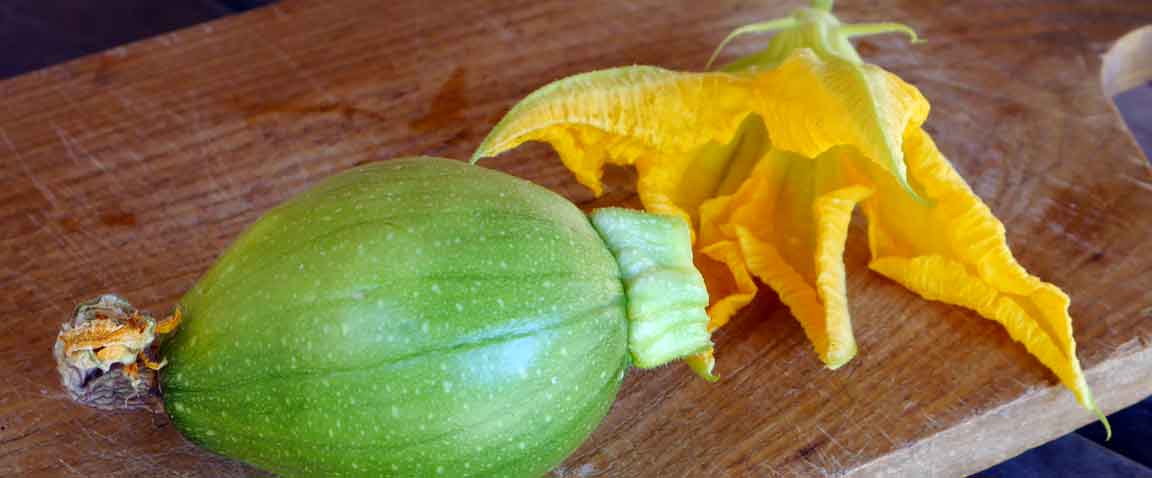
(243, 102, 388, 124)
(855, 39, 878, 57)
(100, 212, 137, 228)
(410, 67, 468, 132)
(91, 50, 130, 87)
(56, 212, 137, 232)
(57, 216, 83, 233)
(55, 211, 138, 232)
(998, 101, 1028, 118)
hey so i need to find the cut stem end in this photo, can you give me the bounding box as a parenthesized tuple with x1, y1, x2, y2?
(53, 294, 181, 411)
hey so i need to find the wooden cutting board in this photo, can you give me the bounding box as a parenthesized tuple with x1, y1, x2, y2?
(2, 1, 1150, 476)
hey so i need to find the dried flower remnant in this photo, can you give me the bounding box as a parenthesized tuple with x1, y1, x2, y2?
(54, 294, 181, 410)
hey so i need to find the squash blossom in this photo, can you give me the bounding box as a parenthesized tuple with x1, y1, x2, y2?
(472, 0, 1106, 427)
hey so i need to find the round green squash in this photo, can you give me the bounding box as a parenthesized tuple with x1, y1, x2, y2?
(158, 157, 710, 477)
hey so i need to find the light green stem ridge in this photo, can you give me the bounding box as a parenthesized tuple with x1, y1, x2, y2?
(709, 4, 920, 71)
(589, 208, 713, 372)
(839, 22, 921, 42)
(706, 18, 798, 69)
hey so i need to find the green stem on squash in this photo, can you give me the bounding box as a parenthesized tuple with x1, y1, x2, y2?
(589, 208, 716, 380)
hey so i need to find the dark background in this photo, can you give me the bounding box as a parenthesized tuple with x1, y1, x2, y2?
(0, 0, 272, 78)
(2, 1, 1148, 477)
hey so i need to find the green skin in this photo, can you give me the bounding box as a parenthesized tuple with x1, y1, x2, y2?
(163, 158, 634, 477)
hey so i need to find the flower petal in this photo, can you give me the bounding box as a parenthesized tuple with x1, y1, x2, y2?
(744, 50, 928, 200)
(863, 127, 1099, 412)
(696, 236, 758, 332)
(473, 50, 931, 221)
(474, 66, 761, 225)
(697, 149, 871, 367)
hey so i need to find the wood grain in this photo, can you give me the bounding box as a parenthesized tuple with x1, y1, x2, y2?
(2, 1, 1151, 476)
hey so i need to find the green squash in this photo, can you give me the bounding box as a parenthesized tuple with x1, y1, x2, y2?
(158, 157, 711, 477)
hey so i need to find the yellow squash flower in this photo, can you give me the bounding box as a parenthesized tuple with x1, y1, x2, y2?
(473, 0, 1105, 426)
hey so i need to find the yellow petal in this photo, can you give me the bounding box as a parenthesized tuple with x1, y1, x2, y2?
(474, 66, 761, 226)
(747, 50, 928, 199)
(473, 49, 930, 221)
(863, 127, 1099, 412)
(696, 237, 757, 332)
(686, 349, 719, 382)
(697, 149, 871, 367)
